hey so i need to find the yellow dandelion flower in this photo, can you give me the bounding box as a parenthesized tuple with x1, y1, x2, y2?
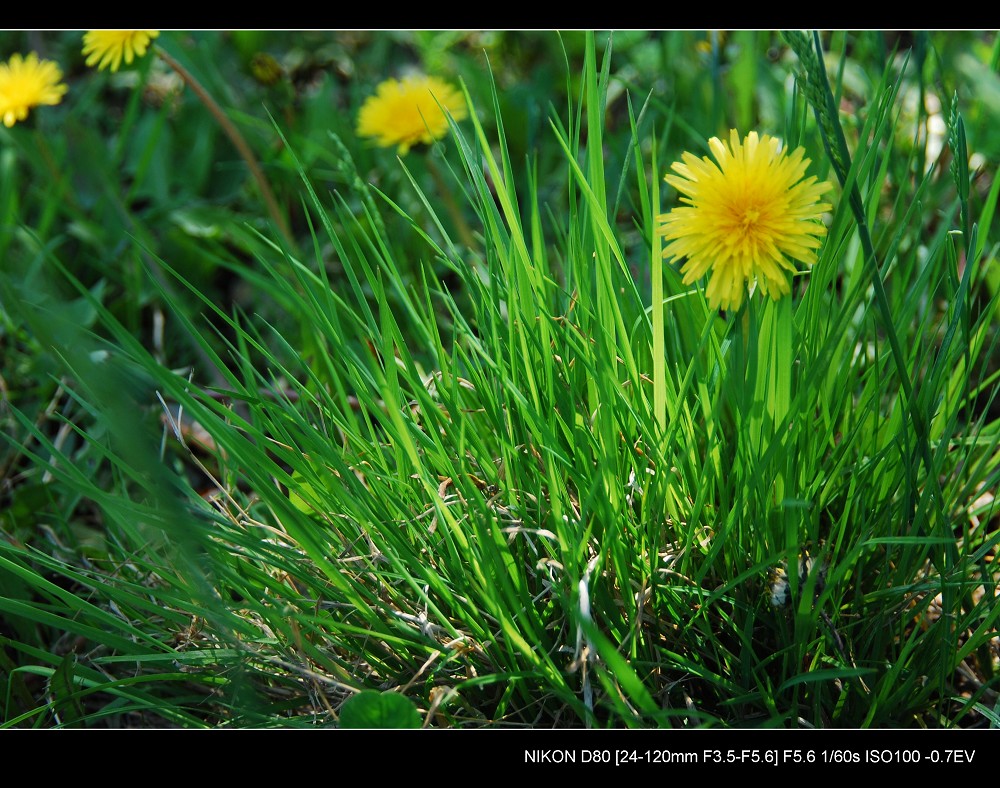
(657, 129, 832, 312)
(0, 52, 68, 128)
(695, 30, 727, 55)
(357, 74, 467, 155)
(82, 30, 160, 73)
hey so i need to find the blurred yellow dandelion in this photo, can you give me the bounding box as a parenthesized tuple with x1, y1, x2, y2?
(695, 30, 727, 55)
(657, 129, 832, 312)
(357, 74, 467, 155)
(0, 52, 68, 128)
(82, 30, 160, 73)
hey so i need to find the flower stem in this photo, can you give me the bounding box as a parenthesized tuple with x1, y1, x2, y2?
(425, 152, 476, 251)
(154, 44, 293, 246)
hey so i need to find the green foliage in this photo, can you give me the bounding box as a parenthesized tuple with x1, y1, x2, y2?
(339, 690, 422, 728)
(1, 30, 998, 729)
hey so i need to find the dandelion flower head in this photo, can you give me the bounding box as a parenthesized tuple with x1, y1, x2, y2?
(357, 74, 467, 155)
(657, 129, 832, 312)
(82, 30, 160, 73)
(0, 52, 68, 128)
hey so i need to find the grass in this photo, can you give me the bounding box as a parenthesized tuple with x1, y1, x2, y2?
(0, 30, 998, 728)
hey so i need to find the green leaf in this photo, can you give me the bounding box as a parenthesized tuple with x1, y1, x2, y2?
(50, 654, 86, 727)
(339, 691, 422, 729)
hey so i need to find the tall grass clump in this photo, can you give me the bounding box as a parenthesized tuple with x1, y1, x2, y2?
(1, 31, 998, 728)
